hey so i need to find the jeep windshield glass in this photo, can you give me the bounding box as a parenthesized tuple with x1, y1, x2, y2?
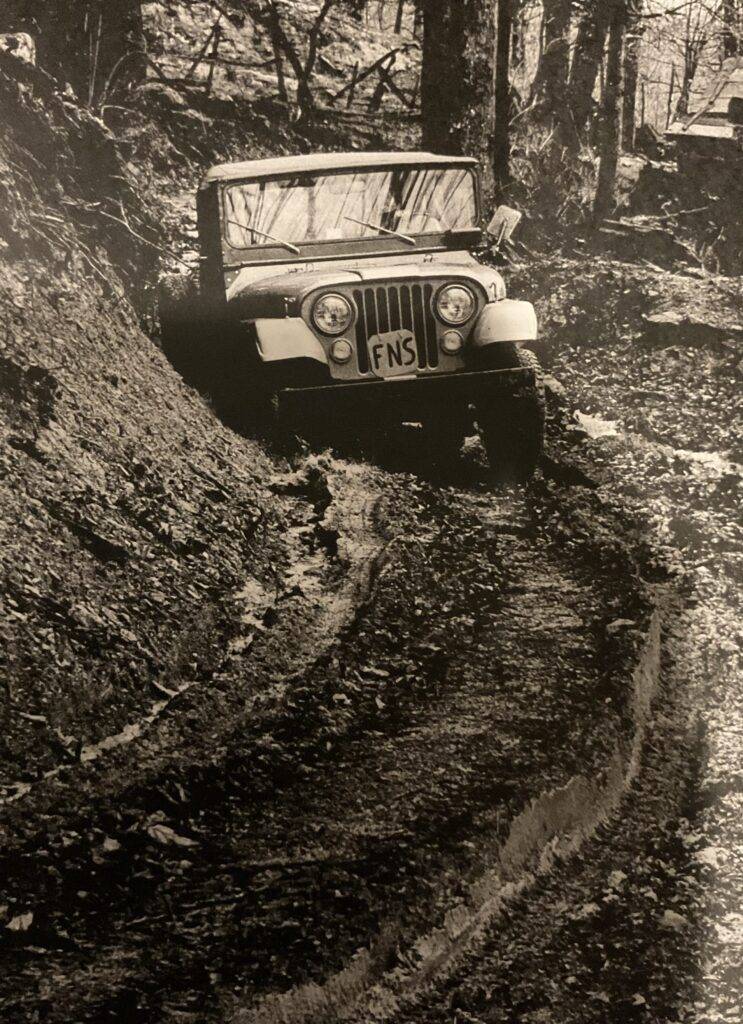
(222, 167, 477, 250)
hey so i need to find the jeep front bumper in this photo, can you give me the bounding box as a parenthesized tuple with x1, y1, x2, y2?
(277, 367, 535, 413)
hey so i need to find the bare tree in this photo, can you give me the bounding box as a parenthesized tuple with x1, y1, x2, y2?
(622, 4, 644, 151)
(258, 0, 335, 114)
(672, 1, 714, 116)
(215, 0, 339, 116)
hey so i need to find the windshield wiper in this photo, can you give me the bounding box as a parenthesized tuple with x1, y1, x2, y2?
(225, 218, 300, 255)
(343, 215, 416, 247)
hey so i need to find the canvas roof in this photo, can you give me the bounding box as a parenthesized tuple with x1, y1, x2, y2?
(203, 151, 479, 185)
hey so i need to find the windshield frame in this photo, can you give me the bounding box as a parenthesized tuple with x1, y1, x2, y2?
(217, 163, 482, 266)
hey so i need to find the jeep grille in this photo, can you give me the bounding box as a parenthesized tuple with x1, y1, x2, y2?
(352, 284, 440, 374)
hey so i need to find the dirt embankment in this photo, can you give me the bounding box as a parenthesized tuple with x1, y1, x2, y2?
(0, 51, 288, 793)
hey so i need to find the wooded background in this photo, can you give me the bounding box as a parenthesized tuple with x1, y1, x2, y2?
(1, 0, 741, 221)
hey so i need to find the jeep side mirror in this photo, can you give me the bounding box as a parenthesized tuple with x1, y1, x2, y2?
(486, 206, 523, 255)
(486, 206, 524, 264)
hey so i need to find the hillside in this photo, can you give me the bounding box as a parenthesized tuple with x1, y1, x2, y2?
(0, 50, 289, 791)
(144, 0, 420, 111)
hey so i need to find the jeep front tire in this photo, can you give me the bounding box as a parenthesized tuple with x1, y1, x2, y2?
(158, 273, 202, 386)
(476, 345, 545, 485)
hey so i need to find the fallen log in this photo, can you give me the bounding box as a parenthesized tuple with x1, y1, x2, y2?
(641, 310, 743, 350)
(594, 217, 694, 266)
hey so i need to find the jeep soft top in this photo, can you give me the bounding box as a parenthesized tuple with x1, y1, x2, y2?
(202, 151, 479, 186)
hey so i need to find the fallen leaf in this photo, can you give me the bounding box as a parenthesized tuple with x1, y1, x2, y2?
(147, 823, 197, 848)
(660, 909, 688, 930)
(695, 846, 726, 867)
(606, 619, 636, 635)
(7, 912, 33, 932)
(572, 902, 601, 920)
(362, 666, 390, 679)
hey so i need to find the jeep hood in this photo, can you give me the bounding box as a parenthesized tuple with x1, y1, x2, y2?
(226, 251, 504, 318)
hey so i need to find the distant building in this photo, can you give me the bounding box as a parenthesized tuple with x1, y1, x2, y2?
(666, 57, 743, 164)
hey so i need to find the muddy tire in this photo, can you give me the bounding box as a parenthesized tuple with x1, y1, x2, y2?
(158, 273, 202, 386)
(476, 345, 545, 486)
(159, 276, 273, 433)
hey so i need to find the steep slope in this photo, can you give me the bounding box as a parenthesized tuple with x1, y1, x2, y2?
(0, 49, 284, 789)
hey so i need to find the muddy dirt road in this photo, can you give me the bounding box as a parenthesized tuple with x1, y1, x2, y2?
(0, 410, 663, 1023)
(0, 262, 739, 1024)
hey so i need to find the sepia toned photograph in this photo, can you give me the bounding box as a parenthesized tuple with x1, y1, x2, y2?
(0, 1, 740, 1021)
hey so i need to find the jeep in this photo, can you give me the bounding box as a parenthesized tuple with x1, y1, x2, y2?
(160, 151, 544, 482)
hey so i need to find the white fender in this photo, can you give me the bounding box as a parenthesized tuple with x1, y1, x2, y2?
(252, 319, 328, 365)
(472, 299, 538, 348)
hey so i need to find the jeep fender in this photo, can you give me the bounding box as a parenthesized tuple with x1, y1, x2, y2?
(252, 318, 328, 365)
(472, 299, 538, 349)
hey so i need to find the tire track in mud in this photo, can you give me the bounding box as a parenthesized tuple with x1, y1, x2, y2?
(216, 471, 661, 1024)
(0, 456, 388, 815)
(0, 435, 658, 1023)
(231, 572, 669, 1024)
(372, 409, 739, 1024)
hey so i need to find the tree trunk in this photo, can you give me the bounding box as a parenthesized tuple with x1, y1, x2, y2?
(673, 3, 710, 121)
(493, 0, 512, 201)
(568, 0, 611, 142)
(394, 0, 405, 34)
(542, 0, 571, 81)
(0, 0, 145, 102)
(420, 0, 451, 152)
(421, 0, 496, 176)
(722, 0, 739, 58)
(666, 64, 676, 127)
(532, 0, 570, 118)
(594, 0, 627, 223)
(622, 19, 641, 152)
(675, 44, 697, 118)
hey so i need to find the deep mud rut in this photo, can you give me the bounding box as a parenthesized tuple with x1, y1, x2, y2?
(0, 416, 657, 1023)
(372, 382, 741, 1021)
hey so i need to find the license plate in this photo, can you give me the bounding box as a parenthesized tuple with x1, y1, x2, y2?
(368, 330, 418, 378)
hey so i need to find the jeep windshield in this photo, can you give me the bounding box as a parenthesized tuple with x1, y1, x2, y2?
(222, 166, 478, 251)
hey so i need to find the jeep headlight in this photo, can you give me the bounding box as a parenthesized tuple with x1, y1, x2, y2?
(435, 284, 476, 326)
(312, 293, 353, 335)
